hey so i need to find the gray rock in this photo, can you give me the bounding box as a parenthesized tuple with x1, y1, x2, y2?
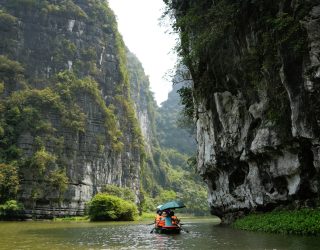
(0, 0, 153, 217)
(188, 1, 320, 223)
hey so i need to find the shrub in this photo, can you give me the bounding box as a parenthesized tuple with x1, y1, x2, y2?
(88, 193, 138, 221)
(0, 55, 24, 81)
(233, 209, 320, 235)
(0, 10, 17, 31)
(0, 163, 19, 203)
(101, 184, 136, 202)
(0, 200, 24, 220)
(0, 81, 4, 94)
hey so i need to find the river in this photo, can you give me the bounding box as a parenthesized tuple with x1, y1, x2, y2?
(0, 217, 319, 249)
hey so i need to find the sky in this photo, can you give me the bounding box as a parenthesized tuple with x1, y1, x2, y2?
(108, 0, 178, 105)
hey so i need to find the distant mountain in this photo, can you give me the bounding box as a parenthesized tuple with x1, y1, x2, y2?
(157, 82, 196, 155)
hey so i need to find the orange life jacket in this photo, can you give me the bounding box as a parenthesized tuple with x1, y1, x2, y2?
(171, 215, 179, 225)
(155, 214, 161, 224)
(157, 215, 165, 227)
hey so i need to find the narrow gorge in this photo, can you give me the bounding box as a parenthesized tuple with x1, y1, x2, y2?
(0, 0, 207, 219)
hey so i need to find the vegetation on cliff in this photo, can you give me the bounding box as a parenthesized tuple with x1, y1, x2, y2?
(164, 0, 314, 127)
(0, 65, 122, 207)
(0, 0, 147, 217)
(126, 52, 208, 215)
(163, 0, 320, 221)
(0, 0, 210, 219)
(157, 83, 196, 155)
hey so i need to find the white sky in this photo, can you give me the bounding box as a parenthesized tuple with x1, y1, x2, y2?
(108, 0, 177, 105)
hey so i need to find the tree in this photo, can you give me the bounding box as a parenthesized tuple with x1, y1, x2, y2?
(0, 163, 19, 203)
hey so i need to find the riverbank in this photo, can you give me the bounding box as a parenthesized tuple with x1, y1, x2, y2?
(233, 208, 320, 235)
(52, 213, 212, 222)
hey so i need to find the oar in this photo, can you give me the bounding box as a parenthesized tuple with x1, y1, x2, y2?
(179, 224, 189, 233)
(150, 228, 155, 234)
(181, 227, 189, 233)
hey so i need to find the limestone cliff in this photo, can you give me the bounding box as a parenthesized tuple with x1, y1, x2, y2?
(126, 51, 168, 193)
(0, 0, 146, 217)
(165, 0, 320, 223)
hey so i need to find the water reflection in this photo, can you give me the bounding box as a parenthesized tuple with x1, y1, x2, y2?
(0, 218, 319, 250)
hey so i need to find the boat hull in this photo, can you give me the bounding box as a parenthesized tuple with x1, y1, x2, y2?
(154, 226, 181, 234)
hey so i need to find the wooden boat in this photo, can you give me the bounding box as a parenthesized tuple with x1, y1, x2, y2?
(154, 226, 181, 234)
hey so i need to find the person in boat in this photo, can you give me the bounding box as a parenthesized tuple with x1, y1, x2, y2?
(156, 210, 171, 228)
(170, 211, 180, 226)
(154, 209, 162, 226)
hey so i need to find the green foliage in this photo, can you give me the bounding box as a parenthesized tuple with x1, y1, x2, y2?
(85, 0, 117, 25)
(0, 163, 19, 203)
(233, 209, 320, 235)
(164, 0, 311, 130)
(165, 149, 189, 169)
(0, 10, 17, 30)
(113, 32, 146, 156)
(0, 200, 23, 220)
(61, 39, 77, 58)
(177, 86, 194, 125)
(54, 216, 89, 222)
(272, 13, 307, 55)
(55, 71, 123, 151)
(0, 55, 25, 84)
(116, 96, 144, 153)
(45, 0, 88, 19)
(141, 147, 208, 215)
(88, 193, 138, 221)
(156, 190, 177, 203)
(48, 169, 68, 201)
(157, 84, 196, 155)
(0, 81, 4, 94)
(81, 48, 97, 61)
(5, 0, 87, 19)
(30, 147, 56, 174)
(4, 86, 85, 135)
(5, 0, 39, 9)
(101, 184, 136, 203)
(166, 0, 237, 78)
(166, 164, 208, 215)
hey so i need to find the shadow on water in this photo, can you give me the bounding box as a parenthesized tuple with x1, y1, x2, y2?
(0, 218, 320, 249)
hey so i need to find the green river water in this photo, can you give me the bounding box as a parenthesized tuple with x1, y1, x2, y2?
(0, 217, 319, 250)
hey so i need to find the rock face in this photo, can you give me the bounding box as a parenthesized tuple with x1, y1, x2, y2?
(127, 51, 156, 155)
(0, 0, 148, 217)
(165, 0, 320, 223)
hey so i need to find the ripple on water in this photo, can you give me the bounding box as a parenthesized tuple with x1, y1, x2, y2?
(1, 220, 320, 250)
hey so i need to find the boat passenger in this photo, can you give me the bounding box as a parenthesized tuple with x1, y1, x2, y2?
(155, 209, 162, 225)
(170, 211, 180, 225)
(164, 210, 173, 226)
(156, 211, 167, 228)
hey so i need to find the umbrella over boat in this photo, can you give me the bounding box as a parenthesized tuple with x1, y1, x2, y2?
(159, 200, 185, 211)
